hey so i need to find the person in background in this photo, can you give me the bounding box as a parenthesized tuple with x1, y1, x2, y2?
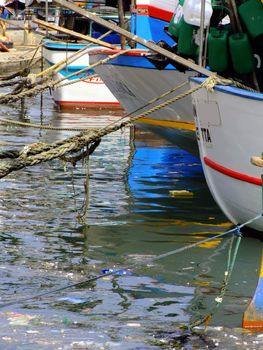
(0, 7, 10, 19)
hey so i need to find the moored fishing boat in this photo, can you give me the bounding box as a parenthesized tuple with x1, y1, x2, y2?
(43, 39, 122, 111)
(190, 78, 263, 232)
(41, 7, 129, 110)
(189, 0, 263, 232)
(90, 0, 197, 147)
(90, 47, 196, 152)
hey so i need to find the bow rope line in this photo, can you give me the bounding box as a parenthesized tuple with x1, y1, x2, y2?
(0, 75, 241, 179)
(189, 230, 242, 329)
(36, 29, 114, 79)
(0, 48, 131, 104)
(0, 74, 234, 133)
(0, 80, 188, 131)
(0, 213, 261, 310)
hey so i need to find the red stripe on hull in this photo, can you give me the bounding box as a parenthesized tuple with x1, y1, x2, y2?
(54, 100, 123, 111)
(55, 101, 121, 106)
(204, 156, 262, 186)
(136, 5, 173, 22)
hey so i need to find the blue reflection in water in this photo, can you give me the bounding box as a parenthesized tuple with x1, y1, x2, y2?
(129, 146, 203, 199)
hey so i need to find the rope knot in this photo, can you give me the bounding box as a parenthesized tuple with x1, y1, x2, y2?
(202, 75, 232, 92)
(26, 73, 37, 87)
(234, 226, 242, 237)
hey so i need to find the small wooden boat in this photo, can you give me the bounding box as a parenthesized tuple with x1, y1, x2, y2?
(0, 14, 42, 74)
(43, 40, 122, 111)
(42, 9, 129, 111)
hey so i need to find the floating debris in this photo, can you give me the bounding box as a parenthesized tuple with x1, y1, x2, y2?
(101, 269, 132, 276)
(6, 312, 38, 326)
(169, 190, 193, 198)
(152, 328, 216, 349)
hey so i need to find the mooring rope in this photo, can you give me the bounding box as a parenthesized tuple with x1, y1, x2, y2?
(189, 231, 242, 329)
(36, 29, 113, 79)
(0, 213, 260, 310)
(0, 79, 188, 131)
(0, 117, 98, 132)
(0, 48, 131, 104)
(0, 67, 31, 81)
(0, 75, 231, 179)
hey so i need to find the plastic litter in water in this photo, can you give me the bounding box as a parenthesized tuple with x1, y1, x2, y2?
(169, 190, 193, 198)
(7, 312, 37, 326)
(101, 269, 132, 276)
(126, 323, 141, 327)
(58, 297, 89, 304)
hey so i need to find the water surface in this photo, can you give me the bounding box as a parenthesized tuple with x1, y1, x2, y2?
(0, 92, 262, 349)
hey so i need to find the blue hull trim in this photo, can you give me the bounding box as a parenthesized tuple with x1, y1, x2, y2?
(45, 59, 94, 80)
(190, 77, 263, 101)
(103, 54, 176, 70)
(44, 41, 88, 51)
(131, 15, 176, 48)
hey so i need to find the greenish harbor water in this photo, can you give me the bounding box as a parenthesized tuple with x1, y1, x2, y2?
(0, 91, 262, 349)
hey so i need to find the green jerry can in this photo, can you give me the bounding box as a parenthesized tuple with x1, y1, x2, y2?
(167, 0, 185, 39)
(238, 0, 263, 39)
(208, 28, 229, 72)
(167, 15, 183, 39)
(177, 18, 198, 57)
(229, 32, 255, 74)
(211, 0, 227, 10)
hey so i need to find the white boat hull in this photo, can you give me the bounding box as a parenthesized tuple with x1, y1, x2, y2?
(42, 45, 121, 110)
(91, 51, 194, 125)
(191, 78, 263, 232)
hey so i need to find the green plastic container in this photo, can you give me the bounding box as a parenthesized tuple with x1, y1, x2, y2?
(229, 33, 255, 74)
(177, 19, 198, 57)
(211, 0, 226, 10)
(167, 1, 185, 39)
(208, 28, 229, 72)
(238, 0, 263, 39)
(167, 14, 183, 39)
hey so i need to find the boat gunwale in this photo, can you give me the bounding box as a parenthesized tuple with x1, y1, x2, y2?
(190, 77, 263, 101)
(43, 44, 149, 57)
(87, 47, 149, 56)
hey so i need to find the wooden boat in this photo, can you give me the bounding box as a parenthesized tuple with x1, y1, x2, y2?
(43, 39, 122, 111)
(42, 10, 128, 111)
(0, 45, 41, 74)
